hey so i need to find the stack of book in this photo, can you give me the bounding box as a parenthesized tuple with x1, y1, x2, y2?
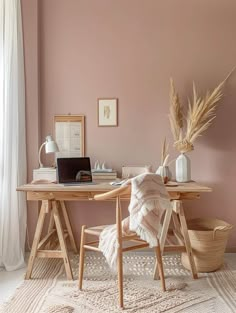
(92, 170, 117, 181)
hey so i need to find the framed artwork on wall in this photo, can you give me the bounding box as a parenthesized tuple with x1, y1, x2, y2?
(54, 115, 85, 158)
(98, 98, 118, 126)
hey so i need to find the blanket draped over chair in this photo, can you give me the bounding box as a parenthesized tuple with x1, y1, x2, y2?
(99, 173, 172, 268)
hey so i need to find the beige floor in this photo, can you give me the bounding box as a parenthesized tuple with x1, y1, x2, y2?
(0, 265, 26, 305)
(1, 253, 236, 310)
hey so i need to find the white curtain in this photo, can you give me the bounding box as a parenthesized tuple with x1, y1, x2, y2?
(0, 0, 27, 270)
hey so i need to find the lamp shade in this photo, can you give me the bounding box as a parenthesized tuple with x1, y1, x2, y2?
(45, 135, 59, 153)
(38, 135, 59, 168)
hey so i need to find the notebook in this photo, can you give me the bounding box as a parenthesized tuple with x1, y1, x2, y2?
(57, 157, 95, 185)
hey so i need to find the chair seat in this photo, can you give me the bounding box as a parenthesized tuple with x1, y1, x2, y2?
(84, 225, 108, 236)
(84, 225, 137, 239)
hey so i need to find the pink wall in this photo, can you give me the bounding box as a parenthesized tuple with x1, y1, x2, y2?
(22, 0, 236, 249)
(21, 0, 40, 244)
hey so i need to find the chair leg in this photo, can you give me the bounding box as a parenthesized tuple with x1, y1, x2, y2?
(78, 225, 86, 290)
(155, 243, 166, 292)
(117, 249, 124, 309)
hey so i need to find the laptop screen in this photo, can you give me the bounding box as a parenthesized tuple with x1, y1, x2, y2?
(57, 157, 92, 184)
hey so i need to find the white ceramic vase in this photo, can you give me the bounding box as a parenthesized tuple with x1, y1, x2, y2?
(175, 153, 191, 182)
(156, 166, 172, 183)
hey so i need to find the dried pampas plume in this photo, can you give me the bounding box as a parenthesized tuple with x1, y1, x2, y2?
(169, 69, 234, 153)
(161, 137, 169, 166)
(169, 79, 183, 141)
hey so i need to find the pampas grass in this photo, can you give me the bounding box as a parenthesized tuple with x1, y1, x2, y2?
(169, 70, 234, 153)
(161, 137, 169, 165)
(169, 78, 183, 142)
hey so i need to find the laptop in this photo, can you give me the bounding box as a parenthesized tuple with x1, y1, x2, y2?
(57, 157, 95, 185)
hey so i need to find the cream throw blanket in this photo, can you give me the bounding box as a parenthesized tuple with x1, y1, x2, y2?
(99, 173, 172, 269)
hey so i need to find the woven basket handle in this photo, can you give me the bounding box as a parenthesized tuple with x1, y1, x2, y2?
(213, 225, 233, 239)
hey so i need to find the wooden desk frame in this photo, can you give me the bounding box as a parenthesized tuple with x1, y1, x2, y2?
(18, 182, 212, 280)
(25, 200, 77, 280)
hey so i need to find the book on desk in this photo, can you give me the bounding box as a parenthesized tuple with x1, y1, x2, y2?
(92, 170, 117, 181)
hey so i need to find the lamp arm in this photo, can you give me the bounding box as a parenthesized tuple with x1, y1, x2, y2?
(38, 142, 46, 168)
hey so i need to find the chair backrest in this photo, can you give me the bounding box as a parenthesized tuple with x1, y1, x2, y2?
(121, 165, 152, 179)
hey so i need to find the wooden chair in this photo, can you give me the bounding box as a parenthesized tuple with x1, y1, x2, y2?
(78, 184, 173, 309)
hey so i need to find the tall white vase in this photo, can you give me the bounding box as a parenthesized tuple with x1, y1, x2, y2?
(176, 153, 191, 182)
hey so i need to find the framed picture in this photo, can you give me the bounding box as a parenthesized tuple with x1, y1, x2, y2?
(54, 115, 85, 158)
(98, 98, 118, 126)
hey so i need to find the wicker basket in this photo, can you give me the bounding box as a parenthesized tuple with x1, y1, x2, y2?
(181, 218, 233, 273)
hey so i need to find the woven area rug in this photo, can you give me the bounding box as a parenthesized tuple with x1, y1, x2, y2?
(1, 253, 236, 313)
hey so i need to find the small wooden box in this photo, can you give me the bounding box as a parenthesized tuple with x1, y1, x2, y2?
(33, 168, 57, 181)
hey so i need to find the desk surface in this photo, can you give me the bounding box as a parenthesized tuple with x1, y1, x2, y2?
(17, 181, 212, 193)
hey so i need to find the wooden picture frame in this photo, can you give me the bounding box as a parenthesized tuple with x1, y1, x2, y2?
(54, 115, 85, 158)
(98, 98, 118, 126)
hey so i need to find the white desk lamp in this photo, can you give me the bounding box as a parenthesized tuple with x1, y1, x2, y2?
(38, 135, 59, 168)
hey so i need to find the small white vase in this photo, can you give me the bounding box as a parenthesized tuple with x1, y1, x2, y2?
(156, 166, 172, 183)
(176, 153, 191, 182)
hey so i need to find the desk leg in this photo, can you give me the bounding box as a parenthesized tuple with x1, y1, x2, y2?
(153, 200, 198, 280)
(60, 201, 78, 253)
(25, 201, 47, 279)
(47, 209, 55, 249)
(178, 201, 198, 279)
(52, 201, 73, 280)
(172, 212, 184, 245)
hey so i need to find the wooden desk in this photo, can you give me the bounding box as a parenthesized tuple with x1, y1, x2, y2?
(17, 181, 212, 280)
